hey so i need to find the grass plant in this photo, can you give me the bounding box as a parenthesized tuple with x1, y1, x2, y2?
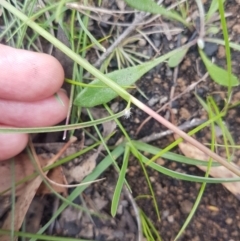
(0, 0, 240, 240)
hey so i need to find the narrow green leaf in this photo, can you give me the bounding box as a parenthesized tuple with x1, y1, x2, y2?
(74, 48, 178, 107)
(132, 141, 220, 167)
(194, 93, 210, 113)
(30, 144, 125, 240)
(0, 230, 91, 241)
(168, 47, 189, 67)
(111, 144, 130, 217)
(199, 48, 239, 87)
(76, 13, 105, 53)
(206, 0, 226, 22)
(135, 151, 240, 183)
(124, 0, 187, 25)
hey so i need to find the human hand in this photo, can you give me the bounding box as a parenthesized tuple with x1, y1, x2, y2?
(0, 44, 69, 161)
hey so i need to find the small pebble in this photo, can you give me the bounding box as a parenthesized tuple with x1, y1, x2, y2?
(138, 38, 147, 46)
(121, 200, 129, 207)
(167, 215, 174, 223)
(148, 95, 160, 106)
(180, 200, 193, 214)
(115, 230, 124, 239)
(153, 77, 161, 83)
(149, 176, 155, 182)
(168, 43, 174, 49)
(225, 218, 233, 225)
(159, 96, 168, 104)
(117, 204, 123, 215)
(162, 210, 170, 218)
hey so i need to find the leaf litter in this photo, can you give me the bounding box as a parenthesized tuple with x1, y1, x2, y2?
(2, 0, 240, 241)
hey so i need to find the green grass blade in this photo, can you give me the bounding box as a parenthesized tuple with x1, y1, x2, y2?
(168, 46, 189, 67)
(205, 38, 240, 51)
(76, 13, 105, 53)
(0, 109, 126, 134)
(111, 144, 130, 217)
(133, 141, 220, 167)
(74, 46, 190, 107)
(174, 103, 216, 241)
(0, 141, 103, 196)
(0, 1, 196, 110)
(217, 0, 232, 96)
(124, 0, 188, 25)
(140, 209, 162, 241)
(29, 144, 125, 241)
(208, 96, 235, 161)
(148, 111, 225, 164)
(199, 48, 239, 87)
(206, 0, 226, 22)
(0, 229, 92, 241)
(104, 105, 160, 219)
(135, 151, 240, 183)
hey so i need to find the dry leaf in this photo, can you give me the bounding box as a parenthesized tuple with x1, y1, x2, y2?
(178, 141, 240, 200)
(64, 114, 117, 184)
(63, 150, 98, 183)
(0, 153, 66, 196)
(1, 166, 48, 240)
(25, 197, 45, 234)
(0, 139, 76, 240)
(0, 153, 50, 195)
(37, 165, 67, 195)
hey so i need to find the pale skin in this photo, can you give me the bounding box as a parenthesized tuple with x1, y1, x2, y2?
(0, 44, 69, 161)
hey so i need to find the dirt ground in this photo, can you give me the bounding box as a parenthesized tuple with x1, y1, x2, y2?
(1, 0, 240, 240)
(112, 0, 240, 240)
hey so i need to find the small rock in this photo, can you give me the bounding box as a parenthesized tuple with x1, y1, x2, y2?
(153, 39, 161, 48)
(225, 217, 233, 225)
(148, 95, 160, 106)
(153, 77, 161, 83)
(63, 221, 80, 236)
(169, 43, 174, 49)
(233, 24, 240, 33)
(116, 0, 125, 11)
(121, 200, 129, 207)
(151, 26, 162, 40)
(159, 96, 168, 104)
(79, 223, 94, 239)
(167, 215, 174, 223)
(94, 198, 108, 210)
(204, 42, 218, 57)
(179, 107, 191, 120)
(165, 66, 172, 77)
(180, 200, 193, 214)
(217, 45, 226, 58)
(192, 236, 201, 241)
(138, 38, 147, 46)
(162, 210, 170, 218)
(115, 230, 124, 239)
(117, 204, 123, 215)
(181, 36, 188, 45)
(134, 117, 140, 123)
(156, 158, 165, 165)
(149, 176, 155, 182)
(111, 102, 119, 112)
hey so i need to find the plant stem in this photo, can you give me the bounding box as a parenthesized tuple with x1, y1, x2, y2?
(1, 0, 240, 176)
(130, 96, 240, 177)
(195, 0, 205, 39)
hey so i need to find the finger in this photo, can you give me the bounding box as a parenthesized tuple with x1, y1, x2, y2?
(0, 44, 64, 101)
(0, 132, 28, 161)
(0, 90, 69, 127)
